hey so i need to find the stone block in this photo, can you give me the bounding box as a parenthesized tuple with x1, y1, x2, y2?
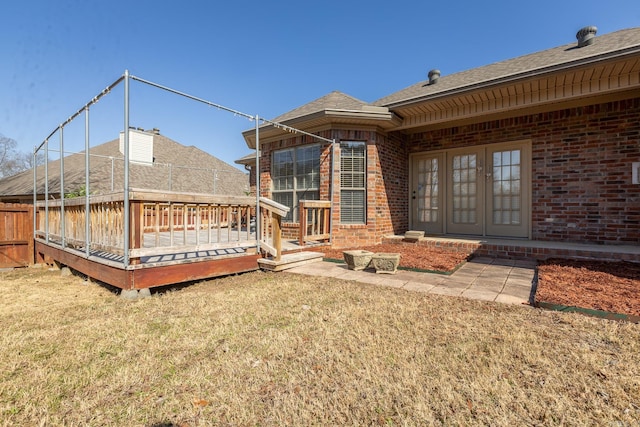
(343, 250, 374, 271)
(404, 230, 425, 242)
(371, 253, 401, 274)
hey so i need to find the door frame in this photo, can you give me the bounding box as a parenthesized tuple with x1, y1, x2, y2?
(410, 152, 445, 235)
(409, 139, 532, 239)
(484, 140, 531, 238)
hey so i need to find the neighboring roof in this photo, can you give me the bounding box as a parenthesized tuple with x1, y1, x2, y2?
(0, 131, 249, 198)
(374, 27, 640, 107)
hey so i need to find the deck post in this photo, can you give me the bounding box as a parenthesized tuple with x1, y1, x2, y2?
(299, 200, 307, 247)
(323, 206, 330, 239)
(273, 213, 282, 262)
(129, 200, 142, 265)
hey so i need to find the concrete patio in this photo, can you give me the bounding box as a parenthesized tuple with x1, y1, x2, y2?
(287, 256, 536, 306)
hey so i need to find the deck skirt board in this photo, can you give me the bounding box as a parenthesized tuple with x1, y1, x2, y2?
(35, 240, 260, 290)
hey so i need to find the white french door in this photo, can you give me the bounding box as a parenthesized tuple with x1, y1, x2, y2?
(411, 141, 530, 238)
(485, 144, 529, 237)
(411, 153, 444, 235)
(447, 148, 484, 235)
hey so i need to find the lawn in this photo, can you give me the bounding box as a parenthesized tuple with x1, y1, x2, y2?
(1, 267, 639, 426)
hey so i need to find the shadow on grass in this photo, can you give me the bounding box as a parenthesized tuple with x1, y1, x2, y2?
(60, 263, 255, 298)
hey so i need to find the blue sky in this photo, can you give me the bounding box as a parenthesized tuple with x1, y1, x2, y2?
(1, 0, 638, 170)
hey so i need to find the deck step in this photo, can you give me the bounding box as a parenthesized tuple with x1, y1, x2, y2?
(258, 251, 324, 272)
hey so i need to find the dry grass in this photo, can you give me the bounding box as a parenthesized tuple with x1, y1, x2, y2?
(1, 267, 639, 426)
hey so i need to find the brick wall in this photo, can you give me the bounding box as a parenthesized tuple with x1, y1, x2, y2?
(381, 236, 640, 262)
(259, 132, 334, 240)
(258, 128, 407, 248)
(406, 97, 640, 245)
(258, 97, 639, 248)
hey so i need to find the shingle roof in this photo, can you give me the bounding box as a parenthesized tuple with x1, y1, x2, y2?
(272, 91, 371, 123)
(374, 27, 640, 107)
(234, 152, 256, 166)
(0, 132, 249, 197)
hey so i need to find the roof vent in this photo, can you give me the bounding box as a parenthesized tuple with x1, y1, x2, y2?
(576, 26, 597, 48)
(428, 69, 441, 85)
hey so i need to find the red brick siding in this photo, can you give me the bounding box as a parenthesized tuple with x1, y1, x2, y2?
(406, 98, 640, 245)
(374, 132, 408, 237)
(259, 132, 334, 240)
(259, 128, 407, 248)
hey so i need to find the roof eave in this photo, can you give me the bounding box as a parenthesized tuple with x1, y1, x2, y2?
(242, 108, 401, 148)
(383, 45, 640, 110)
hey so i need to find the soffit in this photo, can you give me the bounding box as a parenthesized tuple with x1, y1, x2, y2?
(243, 109, 401, 148)
(390, 55, 640, 131)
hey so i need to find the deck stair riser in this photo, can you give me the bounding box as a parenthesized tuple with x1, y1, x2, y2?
(258, 251, 324, 272)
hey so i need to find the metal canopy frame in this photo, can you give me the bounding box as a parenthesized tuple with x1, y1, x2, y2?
(33, 70, 336, 267)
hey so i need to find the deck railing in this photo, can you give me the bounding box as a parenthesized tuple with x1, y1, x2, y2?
(36, 195, 127, 252)
(258, 197, 290, 261)
(36, 188, 288, 265)
(299, 200, 331, 246)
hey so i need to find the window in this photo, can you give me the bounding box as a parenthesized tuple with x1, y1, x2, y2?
(340, 141, 366, 224)
(492, 149, 521, 225)
(271, 145, 320, 222)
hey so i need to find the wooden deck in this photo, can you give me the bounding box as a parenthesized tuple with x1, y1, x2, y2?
(35, 239, 261, 290)
(34, 189, 296, 290)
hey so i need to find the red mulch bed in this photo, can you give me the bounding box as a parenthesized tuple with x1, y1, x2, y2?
(536, 259, 640, 317)
(310, 243, 471, 273)
(311, 244, 639, 317)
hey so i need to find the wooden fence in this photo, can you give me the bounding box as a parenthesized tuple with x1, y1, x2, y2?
(0, 203, 34, 267)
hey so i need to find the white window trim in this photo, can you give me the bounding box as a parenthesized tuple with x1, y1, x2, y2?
(340, 141, 367, 224)
(271, 144, 320, 223)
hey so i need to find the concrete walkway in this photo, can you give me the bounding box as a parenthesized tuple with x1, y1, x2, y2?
(287, 256, 536, 306)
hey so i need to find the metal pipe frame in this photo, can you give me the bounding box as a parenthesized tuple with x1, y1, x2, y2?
(33, 70, 340, 264)
(84, 107, 90, 257)
(32, 150, 36, 239)
(255, 114, 260, 253)
(123, 70, 131, 267)
(44, 139, 49, 244)
(59, 127, 65, 248)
